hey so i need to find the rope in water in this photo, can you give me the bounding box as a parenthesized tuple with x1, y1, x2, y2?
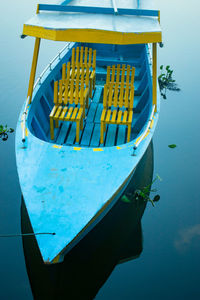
(0, 232, 56, 237)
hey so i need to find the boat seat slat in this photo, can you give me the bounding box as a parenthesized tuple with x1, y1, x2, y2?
(56, 122, 70, 145)
(80, 122, 94, 146)
(105, 124, 117, 147)
(86, 102, 98, 123)
(90, 123, 100, 147)
(117, 125, 126, 145)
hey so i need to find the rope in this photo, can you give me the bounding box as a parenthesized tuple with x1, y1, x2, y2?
(0, 232, 56, 237)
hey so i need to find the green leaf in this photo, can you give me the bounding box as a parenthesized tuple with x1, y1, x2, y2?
(168, 144, 177, 148)
(121, 195, 132, 203)
(160, 65, 163, 70)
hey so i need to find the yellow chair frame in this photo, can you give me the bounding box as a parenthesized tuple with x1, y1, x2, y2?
(49, 64, 89, 143)
(62, 61, 90, 108)
(100, 64, 135, 144)
(106, 64, 135, 86)
(70, 46, 96, 98)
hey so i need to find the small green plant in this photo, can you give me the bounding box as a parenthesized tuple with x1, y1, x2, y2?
(158, 65, 180, 99)
(168, 144, 177, 149)
(0, 125, 14, 141)
(122, 174, 161, 207)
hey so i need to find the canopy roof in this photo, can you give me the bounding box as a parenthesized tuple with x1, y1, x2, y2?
(23, 0, 162, 44)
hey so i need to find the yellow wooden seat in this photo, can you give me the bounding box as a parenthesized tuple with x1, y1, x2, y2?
(61, 61, 90, 108)
(49, 66, 89, 143)
(70, 46, 96, 98)
(100, 65, 135, 144)
(106, 64, 135, 86)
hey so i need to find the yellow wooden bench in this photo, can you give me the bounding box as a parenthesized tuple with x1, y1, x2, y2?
(49, 65, 89, 143)
(100, 65, 135, 144)
(69, 46, 96, 98)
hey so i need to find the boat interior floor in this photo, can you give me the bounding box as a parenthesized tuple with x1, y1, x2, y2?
(48, 84, 141, 147)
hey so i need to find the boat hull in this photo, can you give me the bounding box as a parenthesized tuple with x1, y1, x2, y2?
(16, 42, 160, 263)
(21, 141, 154, 299)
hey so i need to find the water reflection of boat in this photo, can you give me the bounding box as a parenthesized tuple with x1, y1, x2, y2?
(16, 1, 162, 264)
(21, 141, 154, 299)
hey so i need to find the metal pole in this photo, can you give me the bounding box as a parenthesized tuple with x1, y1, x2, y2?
(112, 0, 118, 14)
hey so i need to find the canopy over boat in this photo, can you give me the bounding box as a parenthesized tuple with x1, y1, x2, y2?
(22, 0, 162, 44)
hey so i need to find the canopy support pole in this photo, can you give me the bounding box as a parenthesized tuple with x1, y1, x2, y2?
(27, 37, 41, 104)
(152, 42, 157, 112)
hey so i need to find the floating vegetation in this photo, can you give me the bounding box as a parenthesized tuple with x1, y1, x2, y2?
(0, 125, 14, 141)
(168, 144, 177, 149)
(121, 175, 161, 207)
(158, 65, 180, 99)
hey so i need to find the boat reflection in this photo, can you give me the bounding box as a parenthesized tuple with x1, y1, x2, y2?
(21, 140, 154, 300)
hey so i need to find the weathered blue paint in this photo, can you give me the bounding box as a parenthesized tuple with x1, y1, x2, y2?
(16, 41, 160, 263)
(38, 4, 159, 17)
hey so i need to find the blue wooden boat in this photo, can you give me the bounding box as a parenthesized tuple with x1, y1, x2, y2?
(16, 0, 162, 264)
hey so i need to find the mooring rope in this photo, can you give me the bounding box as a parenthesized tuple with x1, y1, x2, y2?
(0, 232, 56, 237)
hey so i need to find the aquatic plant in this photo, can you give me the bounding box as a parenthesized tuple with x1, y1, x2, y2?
(168, 144, 177, 149)
(122, 174, 161, 207)
(158, 65, 180, 99)
(0, 124, 14, 141)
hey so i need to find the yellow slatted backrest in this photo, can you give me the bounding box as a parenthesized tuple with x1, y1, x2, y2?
(121, 65, 126, 85)
(66, 61, 71, 79)
(57, 63, 86, 107)
(88, 48, 92, 67)
(58, 80, 63, 105)
(128, 85, 134, 110)
(68, 61, 90, 87)
(54, 79, 85, 109)
(75, 47, 79, 66)
(103, 83, 134, 110)
(108, 83, 114, 107)
(71, 48, 75, 67)
(53, 81, 58, 104)
(111, 65, 115, 83)
(84, 47, 88, 65)
(103, 84, 108, 109)
(71, 46, 96, 69)
(116, 64, 121, 83)
(63, 79, 69, 105)
(106, 64, 135, 85)
(92, 50, 96, 70)
(80, 47, 84, 67)
(62, 63, 66, 81)
(106, 66, 111, 84)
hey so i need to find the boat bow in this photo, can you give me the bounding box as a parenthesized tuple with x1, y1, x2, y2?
(16, 127, 150, 263)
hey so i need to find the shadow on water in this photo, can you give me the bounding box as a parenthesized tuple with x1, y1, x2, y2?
(21, 140, 154, 300)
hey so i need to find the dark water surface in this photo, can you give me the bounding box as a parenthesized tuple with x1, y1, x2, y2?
(0, 0, 200, 299)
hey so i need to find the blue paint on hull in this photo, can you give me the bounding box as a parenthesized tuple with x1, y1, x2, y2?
(16, 42, 160, 263)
